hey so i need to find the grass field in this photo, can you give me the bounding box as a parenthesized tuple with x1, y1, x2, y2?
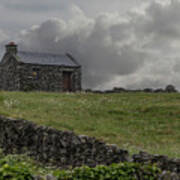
(0, 91, 179, 158)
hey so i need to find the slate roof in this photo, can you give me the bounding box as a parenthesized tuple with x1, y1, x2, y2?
(16, 51, 79, 67)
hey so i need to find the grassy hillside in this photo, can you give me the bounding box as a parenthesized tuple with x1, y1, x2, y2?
(0, 91, 179, 157)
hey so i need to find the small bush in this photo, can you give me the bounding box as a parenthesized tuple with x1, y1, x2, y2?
(54, 162, 161, 180)
(0, 163, 33, 180)
(0, 151, 162, 180)
(0, 152, 47, 180)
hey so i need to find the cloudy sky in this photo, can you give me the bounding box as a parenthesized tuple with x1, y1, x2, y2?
(1, 0, 180, 90)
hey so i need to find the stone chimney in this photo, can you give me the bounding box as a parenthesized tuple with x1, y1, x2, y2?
(5, 42, 18, 55)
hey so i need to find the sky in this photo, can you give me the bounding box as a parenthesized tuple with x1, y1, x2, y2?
(1, 0, 180, 90)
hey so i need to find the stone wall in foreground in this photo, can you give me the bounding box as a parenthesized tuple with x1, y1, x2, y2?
(0, 116, 129, 168)
(0, 115, 179, 176)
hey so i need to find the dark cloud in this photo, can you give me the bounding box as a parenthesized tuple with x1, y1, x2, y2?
(19, 9, 146, 89)
(1, 0, 140, 14)
(0, 0, 140, 35)
(1, 0, 67, 12)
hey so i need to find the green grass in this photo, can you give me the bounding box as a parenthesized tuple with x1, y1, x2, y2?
(0, 91, 179, 158)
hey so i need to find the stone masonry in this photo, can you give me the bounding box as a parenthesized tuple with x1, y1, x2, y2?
(0, 42, 81, 92)
(0, 115, 180, 177)
(0, 116, 129, 169)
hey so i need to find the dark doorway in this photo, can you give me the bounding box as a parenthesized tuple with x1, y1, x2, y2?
(63, 72, 72, 91)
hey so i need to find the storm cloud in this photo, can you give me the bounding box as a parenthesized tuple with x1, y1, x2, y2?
(19, 7, 145, 89)
(1, 0, 180, 89)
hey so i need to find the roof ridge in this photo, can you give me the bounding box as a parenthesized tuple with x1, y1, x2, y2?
(18, 50, 66, 57)
(17, 50, 80, 67)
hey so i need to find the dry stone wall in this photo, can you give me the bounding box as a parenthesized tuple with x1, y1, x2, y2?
(133, 151, 180, 174)
(0, 116, 129, 168)
(0, 115, 180, 176)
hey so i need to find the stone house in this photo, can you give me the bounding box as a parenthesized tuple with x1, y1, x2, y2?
(0, 42, 81, 92)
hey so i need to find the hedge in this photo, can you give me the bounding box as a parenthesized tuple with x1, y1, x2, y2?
(0, 151, 161, 180)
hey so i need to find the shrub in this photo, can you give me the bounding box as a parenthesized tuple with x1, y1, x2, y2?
(0, 153, 34, 180)
(0, 160, 33, 180)
(54, 162, 161, 180)
(0, 150, 162, 180)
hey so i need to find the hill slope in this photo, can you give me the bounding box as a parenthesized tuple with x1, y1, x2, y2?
(0, 91, 179, 157)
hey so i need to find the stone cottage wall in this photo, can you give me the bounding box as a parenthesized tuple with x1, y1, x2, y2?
(0, 55, 81, 92)
(18, 63, 81, 92)
(72, 67, 81, 91)
(19, 63, 61, 91)
(0, 56, 20, 91)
